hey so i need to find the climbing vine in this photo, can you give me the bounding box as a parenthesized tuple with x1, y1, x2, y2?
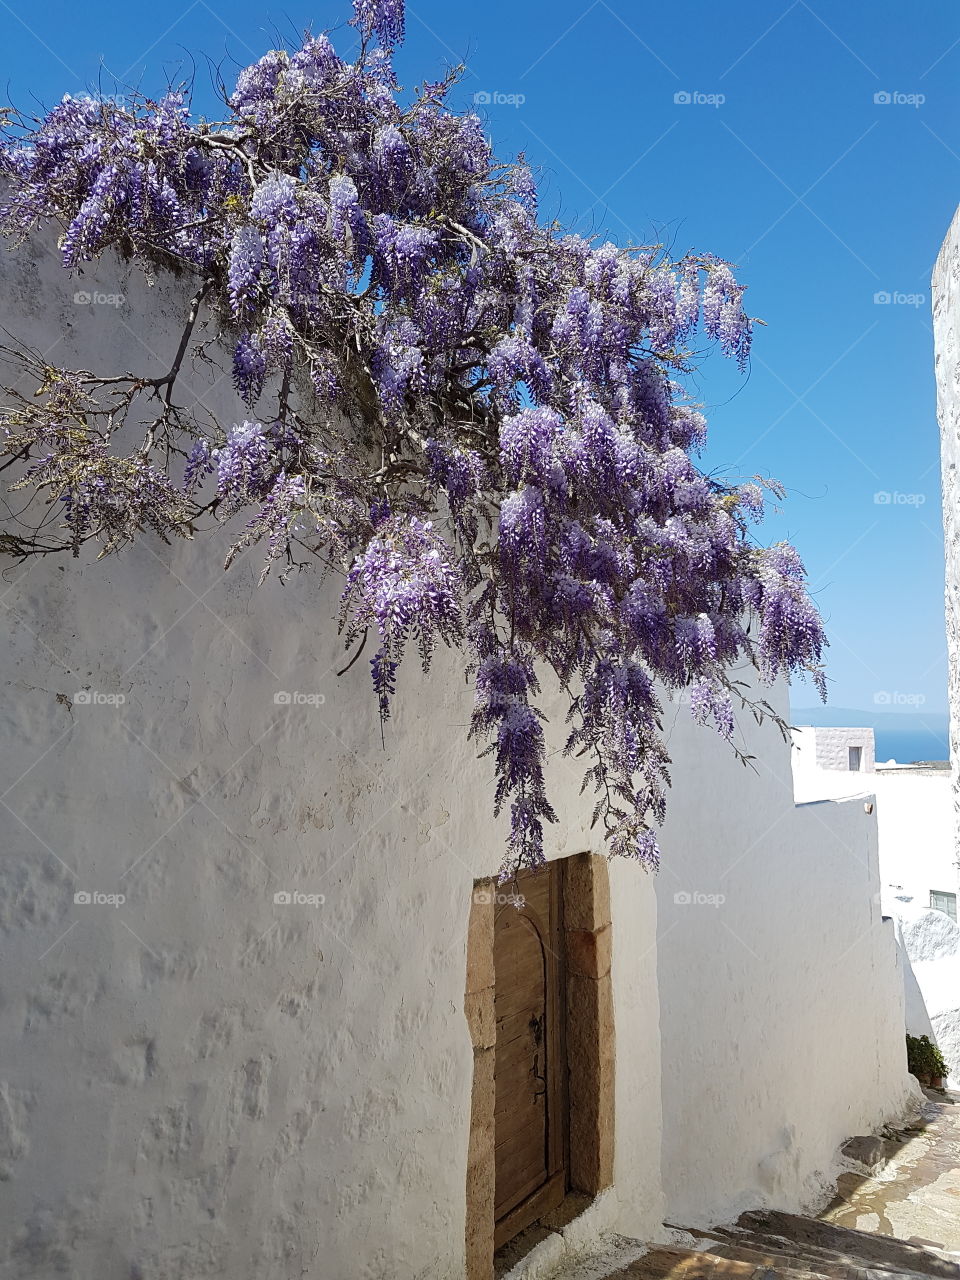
(0, 0, 826, 876)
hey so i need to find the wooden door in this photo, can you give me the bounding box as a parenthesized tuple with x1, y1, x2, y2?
(493, 863, 567, 1249)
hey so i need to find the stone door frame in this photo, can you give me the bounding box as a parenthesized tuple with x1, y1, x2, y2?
(464, 852, 615, 1279)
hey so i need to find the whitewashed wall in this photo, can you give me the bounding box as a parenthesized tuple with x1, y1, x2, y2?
(655, 695, 915, 1229)
(934, 208, 960, 891)
(895, 906, 960, 1089)
(869, 770, 954, 911)
(929, 205, 960, 1095)
(793, 725, 875, 774)
(0, 232, 916, 1277)
(792, 731, 955, 914)
(0, 232, 665, 1279)
(793, 729, 957, 1088)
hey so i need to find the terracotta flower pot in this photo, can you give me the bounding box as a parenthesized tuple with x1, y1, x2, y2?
(931, 1076, 944, 1089)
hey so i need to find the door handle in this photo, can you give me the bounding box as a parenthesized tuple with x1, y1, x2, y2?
(530, 1015, 547, 1098)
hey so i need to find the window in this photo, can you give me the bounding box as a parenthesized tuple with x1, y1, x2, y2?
(930, 890, 958, 922)
(848, 745, 862, 771)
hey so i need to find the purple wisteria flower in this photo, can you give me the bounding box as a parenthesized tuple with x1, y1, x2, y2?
(340, 514, 463, 717)
(351, 0, 405, 47)
(183, 438, 214, 492)
(214, 421, 275, 507)
(0, 0, 826, 877)
(228, 226, 265, 318)
(250, 174, 298, 223)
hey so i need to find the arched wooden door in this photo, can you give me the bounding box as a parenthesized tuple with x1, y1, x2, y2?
(493, 863, 567, 1248)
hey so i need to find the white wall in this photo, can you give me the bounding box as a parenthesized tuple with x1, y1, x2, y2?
(934, 206, 960, 903)
(793, 727, 958, 1089)
(895, 905, 960, 1087)
(932, 209, 960, 1092)
(0, 230, 917, 1275)
(792, 730, 955, 915)
(873, 771, 955, 913)
(0, 230, 666, 1279)
(655, 696, 915, 1229)
(793, 725, 875, 774)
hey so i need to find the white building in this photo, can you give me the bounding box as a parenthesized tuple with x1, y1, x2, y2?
(793, 725, 959, 1087)
(792, 726, 955, 916)
(928, 205, 960, 1097)
(0, 232, 919, 1278)
(935, 207, 960, 869)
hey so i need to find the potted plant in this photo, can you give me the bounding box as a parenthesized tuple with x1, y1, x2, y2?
(906, 1034, 949, 1088)
(929, 1042, 949, 1089)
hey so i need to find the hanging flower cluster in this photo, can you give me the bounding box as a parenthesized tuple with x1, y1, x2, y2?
(0, 0, 826, 876)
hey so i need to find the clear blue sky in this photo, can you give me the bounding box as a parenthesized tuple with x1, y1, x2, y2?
(4, 0, 959, 715)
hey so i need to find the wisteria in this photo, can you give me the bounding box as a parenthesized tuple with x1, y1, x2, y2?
(214, 421, 275, 507)
(228, 227, 265, 319)
(0, 0, 827, 877)
(340, 512, 464, 717)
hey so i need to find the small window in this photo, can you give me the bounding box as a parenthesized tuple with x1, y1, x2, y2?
(930, 890, 958, 922)
(848, 746, 862, 771)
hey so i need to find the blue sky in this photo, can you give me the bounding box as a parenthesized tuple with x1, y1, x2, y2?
(3, 0, 959, 716)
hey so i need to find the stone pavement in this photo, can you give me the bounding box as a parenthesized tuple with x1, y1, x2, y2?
(540, 1090, 960, 1280)
(823, 1090, 960, 1251)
